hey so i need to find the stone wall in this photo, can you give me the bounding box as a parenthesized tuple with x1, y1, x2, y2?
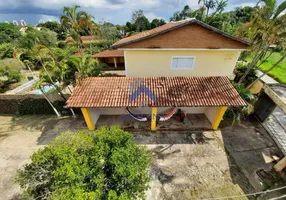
(0, 94, 71, 114)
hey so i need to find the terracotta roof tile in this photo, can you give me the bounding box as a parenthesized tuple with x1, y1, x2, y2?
(112, 21, 183, 48)
(92, 50, 124, 58)
(67, 76, 246, 108)
(112, 19, 249, 48)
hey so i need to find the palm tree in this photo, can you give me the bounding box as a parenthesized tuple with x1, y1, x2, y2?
(70, 54, 104, 84)
(238, 0, 286, 84)
(34, 80, 61, 117)
(60, 5, 101, 50)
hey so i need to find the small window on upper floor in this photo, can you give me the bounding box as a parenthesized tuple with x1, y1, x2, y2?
(171, 56, 195, 70)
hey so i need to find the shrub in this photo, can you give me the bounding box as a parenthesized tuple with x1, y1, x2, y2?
(0, 43, 14, 59)
(233, 65, 256, 86)
(15, 127, 152, 200)
(0, 60, 22, 89)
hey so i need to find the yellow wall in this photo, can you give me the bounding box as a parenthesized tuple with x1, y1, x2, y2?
(249, 80, 264, 94)
(125, 50, 240, 77)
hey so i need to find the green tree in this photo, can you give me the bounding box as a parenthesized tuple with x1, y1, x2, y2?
(0, 61, 22, 90)
(238, 0, 286, 84)
(71, 54, 104, 83)
(170, 5, 191, 21)
(37, 21, 66, 40)
(0, 43, 14, 59)
(60, 5, 101, 49)
(0, 22, 22, 44)
(232, 6, 255, 24)
(101, 24, 121, 42)
(131, 10, 144, 23)
(16, 127, 152, 200)
(150, 18, 166, 29)
(125, 21, 135, 32)
(134, 16, 151, 32)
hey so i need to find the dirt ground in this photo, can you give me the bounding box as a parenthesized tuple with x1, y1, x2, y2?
(0, 114, 282, 200)
(135, 131, 253, 200)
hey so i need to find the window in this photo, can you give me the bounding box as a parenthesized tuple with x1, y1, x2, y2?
(171, 56, 195, 70)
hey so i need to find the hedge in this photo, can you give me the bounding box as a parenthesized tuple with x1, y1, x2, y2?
(0, 97, 79, 115)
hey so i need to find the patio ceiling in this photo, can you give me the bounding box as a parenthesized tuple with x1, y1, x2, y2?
(67, 76, 246, 108)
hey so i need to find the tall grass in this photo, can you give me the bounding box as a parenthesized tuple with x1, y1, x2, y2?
(258, 52, 286, 84)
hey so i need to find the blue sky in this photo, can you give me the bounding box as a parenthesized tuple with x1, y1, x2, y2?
(0, 0, 284, 25)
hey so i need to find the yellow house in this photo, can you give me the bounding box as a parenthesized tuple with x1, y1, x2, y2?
(67, 19, 248, 131)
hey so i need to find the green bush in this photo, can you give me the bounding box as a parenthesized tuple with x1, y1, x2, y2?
(0, 60, 22, 89)
(15, 127, 152, 200)
(233, 65, 256, 86)
(17, 98, 66, 115)
(0, 97, 80, 115)
(0, 43, 14, 59)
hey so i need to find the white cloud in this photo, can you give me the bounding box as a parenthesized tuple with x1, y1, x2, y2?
(145, 12, 165, 21)
(38, 15, 59, 23)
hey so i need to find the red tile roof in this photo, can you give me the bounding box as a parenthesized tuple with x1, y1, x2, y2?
(73, 52, 83, 57)
(112, 19, 249, 48)
(65, 36, 103, 43)
(93, 50, 124, 58)
(67, 76, 246, 108)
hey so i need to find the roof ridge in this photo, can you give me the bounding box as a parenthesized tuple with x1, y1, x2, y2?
(112, 19, 249, 49)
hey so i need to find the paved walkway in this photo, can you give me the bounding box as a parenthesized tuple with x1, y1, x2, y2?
(263, 107, 286, 155)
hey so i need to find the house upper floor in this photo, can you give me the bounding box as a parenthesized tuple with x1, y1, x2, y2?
(95, 19, 249, 77)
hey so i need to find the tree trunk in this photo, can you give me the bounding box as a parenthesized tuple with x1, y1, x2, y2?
(18, 59, 36, 79)
(41, 88, 61, 117)
(255, 50, 274, 69)
(42, 65, 76, 118)
(247, 53, 286, 89)
(238, 48, 268, 85)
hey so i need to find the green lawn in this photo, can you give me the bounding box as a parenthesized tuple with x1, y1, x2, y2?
(258, 52, 286, 84)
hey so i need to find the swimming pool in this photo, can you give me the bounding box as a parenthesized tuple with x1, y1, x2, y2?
(34, 84, 56, 94)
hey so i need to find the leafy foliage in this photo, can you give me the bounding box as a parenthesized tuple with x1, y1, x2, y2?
(16, 28, 57, 49)
(234, 64, 257, 86)
(0, 43, 14, 59)
(37, 21, 67, 40)
(150, 18, 166, 29)
(100, 25, 122, 42)
(0, 23, 22, 44)
(0, 60, 22, 89)
(15, 127, 152, 200)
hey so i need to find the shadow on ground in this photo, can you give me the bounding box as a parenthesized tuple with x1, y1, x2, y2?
(219, 115, 286, 199)
(4, 115, 87, 145)
(133, 130, 257, 200)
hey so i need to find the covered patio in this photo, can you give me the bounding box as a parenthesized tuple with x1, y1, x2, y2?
(67, 76, 246, 131)
(93, 49, 125, 70)
(96, 114, 212, 131)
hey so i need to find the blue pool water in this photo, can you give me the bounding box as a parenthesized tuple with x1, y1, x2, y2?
(34, 84, 56, 94)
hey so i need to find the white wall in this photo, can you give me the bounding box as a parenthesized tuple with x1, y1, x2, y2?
(88, 107, 219, 125)
(205, 107, 219, 123)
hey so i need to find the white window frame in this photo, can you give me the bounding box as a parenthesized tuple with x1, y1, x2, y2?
(171, 56, 196, 70)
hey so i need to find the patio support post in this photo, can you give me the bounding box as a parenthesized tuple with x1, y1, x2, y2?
(114, 57, 117, 68)
(212, 106, 228, 129)
(151, 107, 157, 131)
(81, 108, 95, 130)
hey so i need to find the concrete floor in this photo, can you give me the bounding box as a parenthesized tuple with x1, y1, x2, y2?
(219, 116, 286, 196)
(96, 114, 212, 130)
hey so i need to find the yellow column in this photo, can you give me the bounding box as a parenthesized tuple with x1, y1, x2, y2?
(151, 107, 157, 131)
(113, 57, 117, 68)
(212, 106, 228, 130)
(81, 108, 95, 130)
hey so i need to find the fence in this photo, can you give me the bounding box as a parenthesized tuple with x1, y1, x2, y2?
(0, 94, 74, 115)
